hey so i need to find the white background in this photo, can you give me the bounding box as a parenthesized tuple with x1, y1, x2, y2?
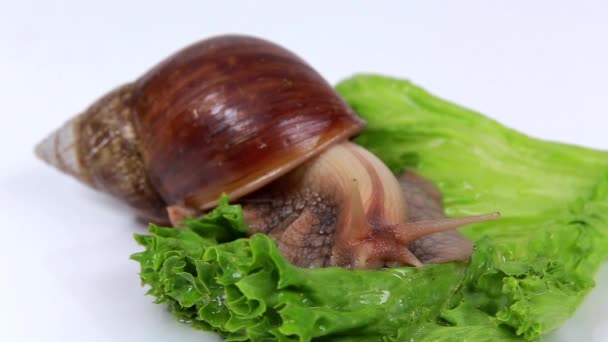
(1, 1, 607, 341)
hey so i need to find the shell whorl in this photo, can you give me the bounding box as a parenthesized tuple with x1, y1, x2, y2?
(35, 84, 169, 223)
(35, 35, 366, 224)
(131, 35, 366, 211)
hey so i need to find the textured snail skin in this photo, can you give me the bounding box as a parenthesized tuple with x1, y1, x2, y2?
(36, 35, 365, 223)
(238, 141, 494, 268)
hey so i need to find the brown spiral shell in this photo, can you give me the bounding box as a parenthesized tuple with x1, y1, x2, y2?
(36, 35, 366, 223)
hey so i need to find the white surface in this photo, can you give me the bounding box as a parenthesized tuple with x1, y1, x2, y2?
(1, 1, 607, 341)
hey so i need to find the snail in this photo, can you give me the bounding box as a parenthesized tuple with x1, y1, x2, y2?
(35, 35, 499, 269)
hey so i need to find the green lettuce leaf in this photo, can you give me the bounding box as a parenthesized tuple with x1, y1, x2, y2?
(132, 74, 608, 341)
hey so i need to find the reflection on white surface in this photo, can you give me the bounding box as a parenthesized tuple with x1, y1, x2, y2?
(0, 167, 218, 342)
(48, 233, 221, 342)
(548, 263, 608, 342)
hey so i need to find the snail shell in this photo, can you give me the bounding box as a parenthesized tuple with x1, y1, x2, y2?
(36, 35, 365, 223)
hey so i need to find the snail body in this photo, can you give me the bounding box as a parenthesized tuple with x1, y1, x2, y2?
(36, 35, 498, 269)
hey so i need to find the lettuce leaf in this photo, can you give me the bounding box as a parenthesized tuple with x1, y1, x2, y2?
(132, 74, 608, 341)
